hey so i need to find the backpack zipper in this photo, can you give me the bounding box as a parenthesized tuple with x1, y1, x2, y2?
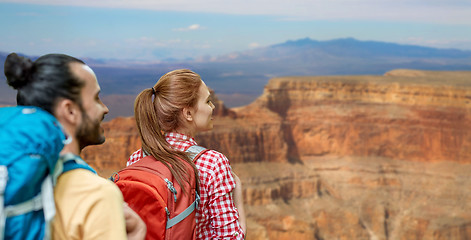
(165, 178, 177, 202)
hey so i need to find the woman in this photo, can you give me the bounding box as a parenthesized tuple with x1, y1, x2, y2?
(129, 69, 246, 239)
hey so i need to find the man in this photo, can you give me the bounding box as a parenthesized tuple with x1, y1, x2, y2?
(4, 53, 146, 239)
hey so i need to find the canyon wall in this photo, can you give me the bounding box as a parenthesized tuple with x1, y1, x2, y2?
(255, 69, 471, 163)
(82, 69, 471, 239)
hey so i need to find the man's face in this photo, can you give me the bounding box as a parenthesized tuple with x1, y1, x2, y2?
(70, 63, 109, 149)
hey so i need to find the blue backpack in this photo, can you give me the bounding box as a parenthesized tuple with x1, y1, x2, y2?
(0, 106, 95, 240)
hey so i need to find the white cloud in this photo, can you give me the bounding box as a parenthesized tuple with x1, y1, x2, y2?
(173, 24, 203, 32)
(249, 42, 260, 48)
(188, 24, 201, 30)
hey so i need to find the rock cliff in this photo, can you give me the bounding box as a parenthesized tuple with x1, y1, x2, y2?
(82, 69, 471, 239)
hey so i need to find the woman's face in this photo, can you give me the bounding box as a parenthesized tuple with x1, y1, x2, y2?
(191, 81, 215, 133)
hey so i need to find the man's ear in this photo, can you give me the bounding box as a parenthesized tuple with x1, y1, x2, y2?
(182, 107, 193, 122)
(54, 99, 81, 125)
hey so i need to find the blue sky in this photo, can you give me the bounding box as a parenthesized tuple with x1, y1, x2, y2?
(0, 0, 470, 61)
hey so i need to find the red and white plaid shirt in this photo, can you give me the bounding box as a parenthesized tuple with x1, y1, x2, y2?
(127, 132, 245, 240)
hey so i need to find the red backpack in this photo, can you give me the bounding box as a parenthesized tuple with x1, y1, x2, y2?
(112, 145, 207, 240)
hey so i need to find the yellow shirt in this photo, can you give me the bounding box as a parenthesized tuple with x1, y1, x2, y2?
(52, 169, 127, 240)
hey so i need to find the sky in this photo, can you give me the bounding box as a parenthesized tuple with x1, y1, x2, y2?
(0, 0, 470, 61)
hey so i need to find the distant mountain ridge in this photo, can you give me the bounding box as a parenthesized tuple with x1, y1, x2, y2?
(274, 37, 470, 58)
(2, 37, 471, 118)
(213, 37, 471, 62)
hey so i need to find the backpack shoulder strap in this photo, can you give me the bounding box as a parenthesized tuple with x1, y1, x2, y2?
(185, 145, 208, 162)
(52, 153, 97, 185)
(60, 153, 96, 174)
(161, 145, 206, 229)
(143, 145, 207, 162)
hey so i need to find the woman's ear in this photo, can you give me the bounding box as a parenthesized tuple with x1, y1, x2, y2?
(54, 99, 81, 126)
(182, 107, 193, 122)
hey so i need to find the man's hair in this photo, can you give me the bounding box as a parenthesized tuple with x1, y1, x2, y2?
(4, 53, 85, 114)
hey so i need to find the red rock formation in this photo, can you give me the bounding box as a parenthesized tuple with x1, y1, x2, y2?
(82, 69, 471, 240)
(252, 70, 471, 164)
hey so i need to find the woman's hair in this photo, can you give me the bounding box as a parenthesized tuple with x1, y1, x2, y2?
(134, 69, 202, 192)
(4, 53, 85, 114)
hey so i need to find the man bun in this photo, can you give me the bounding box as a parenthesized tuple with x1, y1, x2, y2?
(4, 53, 34, 89)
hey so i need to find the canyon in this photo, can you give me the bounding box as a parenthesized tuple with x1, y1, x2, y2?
(83, 69, 471, 239)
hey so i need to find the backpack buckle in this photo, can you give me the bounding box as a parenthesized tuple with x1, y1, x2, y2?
(109, 172, 120, 182)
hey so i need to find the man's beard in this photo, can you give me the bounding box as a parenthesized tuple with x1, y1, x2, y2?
(76, 109, 105, 150)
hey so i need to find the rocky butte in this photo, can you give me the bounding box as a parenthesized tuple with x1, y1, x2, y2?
(83, 69, 471, 240)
